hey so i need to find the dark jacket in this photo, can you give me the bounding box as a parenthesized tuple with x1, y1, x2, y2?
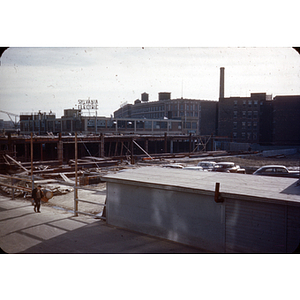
(32, 188, 44, 200)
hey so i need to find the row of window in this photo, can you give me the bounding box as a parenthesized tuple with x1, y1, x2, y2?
(233, 111, 259, 118)
(233, 121, 258, 130)
(233, 132, 258, 140)
(166, 103, 200, 111)
(132, 111, 199, 119)
(233, 100, 261, 107)
(139, 104, 201, 113)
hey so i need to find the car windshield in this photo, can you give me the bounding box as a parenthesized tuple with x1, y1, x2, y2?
(216, 163, 234, 167)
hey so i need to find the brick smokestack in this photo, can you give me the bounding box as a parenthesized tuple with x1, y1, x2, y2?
(219, 67, 225, 99)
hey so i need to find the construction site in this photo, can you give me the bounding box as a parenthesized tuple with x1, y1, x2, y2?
(1, 63, 300, 253)
(0, 129, 222, 216)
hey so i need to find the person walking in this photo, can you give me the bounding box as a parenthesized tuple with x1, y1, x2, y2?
(32, 185, 44, 213)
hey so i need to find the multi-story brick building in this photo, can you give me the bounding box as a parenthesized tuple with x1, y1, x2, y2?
(272, 95, 300, 145)
(114, 92, 218, 135)
(217, 93, 273, 144)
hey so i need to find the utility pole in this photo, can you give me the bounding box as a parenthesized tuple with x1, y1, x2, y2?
(74, 132, 78, 216)
(31, 133, 34, 190)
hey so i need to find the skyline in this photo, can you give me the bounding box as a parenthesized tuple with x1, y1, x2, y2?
(0, 47, 300, 121)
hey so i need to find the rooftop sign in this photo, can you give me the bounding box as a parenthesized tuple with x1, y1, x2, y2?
(78, 99, 98, 110)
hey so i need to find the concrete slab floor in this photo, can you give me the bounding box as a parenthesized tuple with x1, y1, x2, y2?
(0, 195, 208, 254)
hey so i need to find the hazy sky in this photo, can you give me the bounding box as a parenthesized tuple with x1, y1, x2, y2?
(0, 47, 299, 121)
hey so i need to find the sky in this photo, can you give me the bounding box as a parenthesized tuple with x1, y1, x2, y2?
(0, 47, 299, 121)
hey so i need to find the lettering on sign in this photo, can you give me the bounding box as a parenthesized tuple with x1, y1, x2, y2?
(78, 99, 98, 110)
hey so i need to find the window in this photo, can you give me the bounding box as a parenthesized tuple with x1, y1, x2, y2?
(242, 111, 246, 118)
(136, 121, 144, 129)
(254, 100, 258, 107)
(253, 111, 258, 118)
(243, 100, 246, 106)
(145, 121, 152, 129)
(248, 100, 252, 107)
(234, 100, 237, 106)
(248, 111, 252, 118)
(275, 167, 288, 173)
(247, 122, 252, 129)
(97, 120, 106, 128)
(233, 132, 237, 138)
(233, 111, 237, 118)
(233, 122, 237, 129)
(242, 122, 246, 129)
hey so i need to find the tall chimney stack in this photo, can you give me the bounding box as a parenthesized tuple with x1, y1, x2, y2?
(219, 67, 225, 99)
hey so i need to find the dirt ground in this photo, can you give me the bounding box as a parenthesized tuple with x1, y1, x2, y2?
(43, 182, 107, 216)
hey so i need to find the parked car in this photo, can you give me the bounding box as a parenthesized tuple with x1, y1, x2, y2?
(197, 161, 216, 171)
(212, 162, 246, 174)
(183, 166, 203, 171)
(253, 165, 300, 178)
(163, 163, 184, 169)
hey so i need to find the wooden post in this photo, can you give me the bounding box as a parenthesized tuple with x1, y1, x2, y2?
(164, 132, 168, 153)
(114, 140, 118, 156)
(74, 132, 78, 216)
(131, 138, 134, 164)
(31, 133, 34, 191)
(57, 133, 63, 165)
(100, 133, 104, 158)
(145, 139, 149, 153)
(120, 141, 124, 156)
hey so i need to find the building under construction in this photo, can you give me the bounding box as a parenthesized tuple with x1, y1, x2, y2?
(0, 131, 214, 171)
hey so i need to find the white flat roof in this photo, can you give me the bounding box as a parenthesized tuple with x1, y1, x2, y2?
(103, 166, 300, 206)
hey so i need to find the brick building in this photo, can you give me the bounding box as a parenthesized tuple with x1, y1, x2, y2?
(217, 93, 273, 144)
(114, 92, 218, 135)
(272, 95, 300, 145)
